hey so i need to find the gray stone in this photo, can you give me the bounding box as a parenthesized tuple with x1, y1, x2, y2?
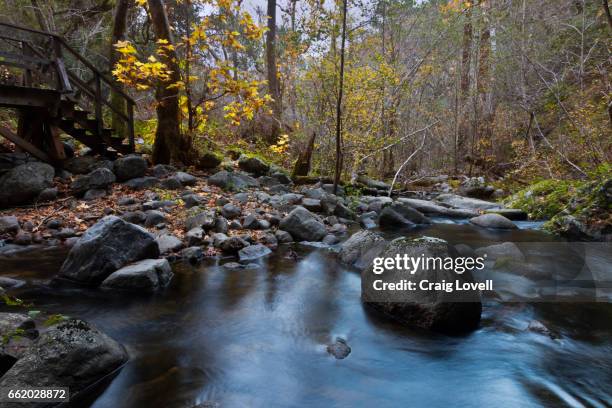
(261, 232, 278, 250)
(221, 203, 241, 219)
(160, 176, 182, 190)
(145, 210, 167, 227)
(378, 202, 430, 228)
(334, 202, 355, 219)
(397, 198, 478, 218)
(83, 188, 107, 201)
(327, 338, 351, 359)
(0, 162, 55, 206)
(142, 200, 176, 211)
(175, 171, 197, 186)
(181, 247, 204, 263)
(0, 216, 20, 234)
(243, 213, 264, 230)
(435, 194, 502, 211)
(208, 171, 259, 191)
(58, 216, 159, 285)
(301, 198, 321, 212)
(485, 208, 528, 221)
(121, 210, 146, 225)
(339, 230, 386, 270)
(215, 216, 229, 234)
(212, 233, 229, 248)
(233, 192, 249, 203)
(474, 242, 525, 262)
(361, 237, 482, 334)
(279, 206, 326, 242)
(101, 258, 173, 291)
(185, 210, 216, 231)
(238, 155, 270, 176)
(238, 244, 272, 262)
(275, 230, 293, 243)
(124, 177, 160, 190)
(0, 319, 128, 403)
(71, 167, 116, 195)
(151, 164, 176, 178)
(303, 188, 326, 200)
(155, 234, 183, 253)
(198, 152, 222, 169)
(186, 227, 206, 246)
(113, 155, 147, 181)
(470, 213, 518, 230)
(322, 234, 340, 245)
(37, 187, 58, 202)
(219, 236, 249, 253)
(183, 194, 205, 208)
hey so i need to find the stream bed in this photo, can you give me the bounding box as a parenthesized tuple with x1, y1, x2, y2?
(1, 222, 611, 408)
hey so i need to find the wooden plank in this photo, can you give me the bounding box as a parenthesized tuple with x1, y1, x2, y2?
(0, 125, 52, 163)
(47, 125, 67, 160)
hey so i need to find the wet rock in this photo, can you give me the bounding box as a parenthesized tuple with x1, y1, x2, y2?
(151, 164, 176, 178)
(197, 152, 223, 169)
(0, 162, 55, 207)
(175, 171, 197, 186)
(454, 243, 475, 257)
(397, 198, 478, 218)
(326, 337, 351, 359)
(114, 154, 147, 181)
(101, 258, 173, 291)
(223, 262, 260, 270)
(485, 208, 528, 221)
(121, 210, 146, 225)
(339, 230, 387, 269)
(180, 247, 204, 264)
(145, 210, 167, 228)
(124, 176, 160, 190)
(208, 171, 259, 191)
(219, 236, 249, 253)
(0, 319, 128, 404)
(322, 234, 340, 245)
(362, 237, 482, 334)
(475, 242, 524, 262)
(238, 243, 272, 262)
(0, 216, 19, 234)
(71, 167, 115, 196)
(238, 155, 270, 176)
(58, 216, 159, 285)
(0, 277, 25, 289)
(275, 230, 293, 243)
(470, 213, 517, 230)
(528, 320, 560, 339)
(378, 202, 430, 228)
(261, 232, 278, 250)
(37, 187, 58, 202)
(279, 206, 326, 242)
(221, 203, 242, 219)
(0, 313, 38, 366)
(156, 234, 183, 254)
(435, 194, 501, 211)
(83, 188, 107, 201)
(212, 233, 229, 248)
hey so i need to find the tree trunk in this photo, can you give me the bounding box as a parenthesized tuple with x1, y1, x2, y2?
(110, 0, 130, 138)
(333, 0, 348, 194)
(147, 0, 190, 164)
(266, 0, 281, 138)
(292, 132, 316, 177)
(458, 8, 472, 170)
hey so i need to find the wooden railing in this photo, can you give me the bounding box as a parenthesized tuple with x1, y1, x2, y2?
(0, 21, 135, 151)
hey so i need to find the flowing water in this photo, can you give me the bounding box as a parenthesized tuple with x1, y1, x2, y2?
(1, 222, 611, 408)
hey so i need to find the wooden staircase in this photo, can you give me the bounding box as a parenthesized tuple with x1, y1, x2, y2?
(0, 22, 135, 164)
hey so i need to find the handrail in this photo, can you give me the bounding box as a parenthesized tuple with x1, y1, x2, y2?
(0, 21, 135, 106)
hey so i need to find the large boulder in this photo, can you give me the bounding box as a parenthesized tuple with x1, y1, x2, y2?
(113, 155, 147, 181)
(397, 198, 478, 218)
(361, 237, 482, 334)
(208, 171, 259, 191)
(0, 162, 54, 207)
(238, 155, 270, 176)
(197, 151, 223, 169)
(279, 206, 326, 242)
(435, 194, 501, 211)
(58, 216, 159, 285)
(0, 319, 128, 407)
(71, 167, 116, 195)
(469, 213, 518, 230)
(339, 230, 387, 270)
(101, 259, 173, 291)
(378, 202, 430, 228)
(238, 244, 272, 263)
